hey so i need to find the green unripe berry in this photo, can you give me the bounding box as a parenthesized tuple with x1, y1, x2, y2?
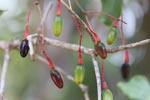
(102, 89, 113, 100)
(74, 65, 85, 84)
(106, 27, 117, 45)
(52, 15, 62, 37)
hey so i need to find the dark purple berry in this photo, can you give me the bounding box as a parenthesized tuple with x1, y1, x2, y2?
(20, 39, 29, 57)
(121, 62, 130, 80)
(50, 69, 63, 88)
(94, 41, 107, 59)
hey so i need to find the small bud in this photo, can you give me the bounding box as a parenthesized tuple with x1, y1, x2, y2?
(102, 88, 113, 100)
(106, 27, 117, 45)
(20, 39, 29, 57)
(121, 62, 130, 80)
(52, 15, 63, 37)
(94, 41, 107, 59)
(50, 69, 63, 88)
(74, 65, 85, 84)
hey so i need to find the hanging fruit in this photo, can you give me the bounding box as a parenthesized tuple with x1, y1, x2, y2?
(74, 64, 85, 84)
(94, 41, 107, 59)
(121, 62, 130, 80)
(50, 69, 63, 88)
(52, 15, 63, 37)
(102, 88, 113, 100)
(106, 27, 117, 45)
(52, 0, 62, 37)
(20, 39, 29, 57)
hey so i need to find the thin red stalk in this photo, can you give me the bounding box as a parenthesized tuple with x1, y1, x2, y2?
(42, 50, 54, 69)
(72, 15, 83, 65)
(24, 1, 42, 39)
(56, 0, 61, 16)
(24, 1, 36, 39)
(112, 19, 119, 28)
(85, 11, 127, 24)
(101, 59, 107, 89)
(85, 16, 100, 42)
(119, 16, 129, 63)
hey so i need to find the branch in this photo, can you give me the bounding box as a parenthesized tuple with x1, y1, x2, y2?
(91, 54, 101, 100)
(36, 54, 90, 100)
(0, 48, 10, 100)
(0, 34, 150, 54)
(107, 39, 150, 53)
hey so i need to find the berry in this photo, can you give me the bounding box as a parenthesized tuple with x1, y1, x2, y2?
(50, 69, 63, 88)
(106, 27, 117, 45)
(74, 64, 85, 84)
(20, 39, 29, 57)
(52, 15, 62, 37)
(121, 62, 130, 80)
(94, 41, 107, 59)
(102, 88, 113, 100)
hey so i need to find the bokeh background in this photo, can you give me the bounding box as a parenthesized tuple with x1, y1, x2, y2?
(0, 0, 150, 100)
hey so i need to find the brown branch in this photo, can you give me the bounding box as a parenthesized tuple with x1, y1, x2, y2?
(91, 54, 101, 100)
(0, 34, 150, 54)
(107, 39, 150, 53)
(0, 48, 10, 100)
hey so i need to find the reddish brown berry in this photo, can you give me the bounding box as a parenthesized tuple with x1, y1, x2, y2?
(121, 62, 130, 80)
(50, 69, 63, 88)
(20, 39, 29, 57)
(94, 41, 107, 59)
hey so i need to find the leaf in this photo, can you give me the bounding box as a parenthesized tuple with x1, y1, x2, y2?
(99, 0, 123, 26)
(117, 75, 150, 100)
(0, 9, 6, 16)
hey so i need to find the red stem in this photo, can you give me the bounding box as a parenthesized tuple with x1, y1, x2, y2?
(42, 50, 54, 69)
(56, 0, 61, 16)
(85, 11, 127, 24)
(112, 19, 119, 28)
(101, 59, 107, 89)
(72, 16, 83, 65)
(24, 2, 36, 39)
(85, 16, 100, 42)
(119, 16, 129, 63)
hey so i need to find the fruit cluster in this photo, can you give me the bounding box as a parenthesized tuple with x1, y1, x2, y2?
(19, 1, 130, 100)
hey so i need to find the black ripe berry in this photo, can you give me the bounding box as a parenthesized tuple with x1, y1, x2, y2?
(20, 39, 29, 57)
(50, 69, 63, 88)
(121, 62, 130, 80)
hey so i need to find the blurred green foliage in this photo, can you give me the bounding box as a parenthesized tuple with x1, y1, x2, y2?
(118, 75, 150, 100)
(99, 0, 123, 26)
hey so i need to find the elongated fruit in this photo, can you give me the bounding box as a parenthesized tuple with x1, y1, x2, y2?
(50, 69, 63, 88)
(121, 62, 130, 80)
(20, 39, 29, 57)
(52, 15, 62, 37)
(94, 41, 107, 59)
(106, 27, 117, 45)
(102, 89, 113, 100)
(74, 64, 85, 84)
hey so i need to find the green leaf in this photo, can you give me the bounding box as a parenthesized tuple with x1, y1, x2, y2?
(0, 9, 6, 16)
(117, 75, 150, 100)
(99, 0, 123, 26)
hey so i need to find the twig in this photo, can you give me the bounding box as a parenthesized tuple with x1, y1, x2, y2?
(36, 54, 90, 100)
(107, 39, 150, 53)
(0, 48, 10, 100)
(91, 54, 101, 100)
(0, 34, 150, 54)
